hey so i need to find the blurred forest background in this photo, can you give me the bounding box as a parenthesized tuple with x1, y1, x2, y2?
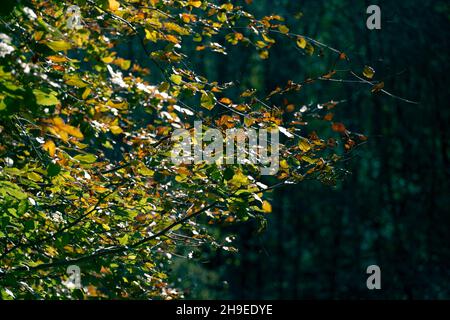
(122, 0, 449, 299)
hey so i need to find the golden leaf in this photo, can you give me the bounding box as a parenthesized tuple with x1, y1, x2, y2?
(259, 50, 269, 59)
(43, 140, 56, 157)
(188, 0, 202, 8)
(108, 0, 120, 11)
(219, 97, 232, 105)
(296, 36, 307, 49)
(363, 66, 375, 79)
(262, 200, 272, 213)
(298, 139, 311, 152)
(110, 125, 123, 135)
(46, 40, 72, 52)
(278, 25, 289, 34)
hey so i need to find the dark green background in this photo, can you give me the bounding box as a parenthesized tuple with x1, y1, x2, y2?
(169, 0, 449, 299)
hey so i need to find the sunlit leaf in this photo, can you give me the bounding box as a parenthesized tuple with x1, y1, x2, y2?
(296, 36, 307, 49)
(43, 140, 56, 157)
(170, 74, 182, 85)
(201, 92, 215, 110)
(46, 40, 72, 51)
(262, 200, 272, 213)
(33, 89, 59, 106)
(74, 153, 97, 164)
(108, 0, 120, 11)
(363, 66, 375, 79)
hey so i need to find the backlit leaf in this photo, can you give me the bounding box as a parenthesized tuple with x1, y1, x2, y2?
(201, 92, 215, 110)
(33, 89, 59, 106)
(363, 66, 375, 79)
(46, 40, 72, 52)
(74, 154, 97, 164)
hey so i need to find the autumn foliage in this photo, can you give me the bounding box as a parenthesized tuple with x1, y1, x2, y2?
(0, 0, 364, 299)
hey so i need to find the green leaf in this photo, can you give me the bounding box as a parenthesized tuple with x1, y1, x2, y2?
(17, 200, 29, 215)
(170, 74, 182, 85)
(46, 40, 72, 51)
(201, 92, 215, 110)
(305, 42, 315, 56)
(278, 25, 289, 34)
(74, 154, 97, 164)
(33, 89, 60, 106)
(0, 181, 28, 200)
(1, 288, 15, 300)
(47, 163, 61, 177)
(217, 12, 227, 23)
(118, 234, 129, 245)
(64, 74, 88, 88)
(224, 167, 234, 180)
(27, 172, 42, 182)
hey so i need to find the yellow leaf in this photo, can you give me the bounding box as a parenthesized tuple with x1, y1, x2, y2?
(44, 246, 58, 257)
(62, 125, 84, 139)
(229, 171, 249, 188)
(217, 12, 227, 23)
(363, 66, 375, 79)
(107, 100, 128, 110)
(52, 117, 84, 140)
(118, 234, 129, 245)
(63, 245, 75, 253)
(296, 36, 307, 49)
(46, 55, 69, 63)
(259, 50, 269, 59)
(145, 29, 158, 42)
(43, 140, 56, 157)
(188, 0, 202, 8)
(114, 58, 131, 70)
(256, 40, 266, 48)
(221, 3, 233, 10)
(108, 0, 120, 11)
(82, 88, 91, 100)
(57, 129, 69, 142)
(34, 31, 44, 41)
(301, 156, 316, 164)
(278, 25, 289, 34)
(101, 56, 114, 64)
(262, 200, 272, 213)
(170, 74, 182, 85)
(139, 166, 154, 177)
(261, 34, 273, 45)
(280, 159, 289, 169)
(110, 125, 123, 135)
(52, 117, 65, 127)
(46, 40, 72, 52)
(175, 175, 186, 182)
(27, 172, 42, 182)
(164, 22, 189, 35)
(165, 34, 179, 44)
(64, 74, 87, 88)
(298, 139, 311, 152)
